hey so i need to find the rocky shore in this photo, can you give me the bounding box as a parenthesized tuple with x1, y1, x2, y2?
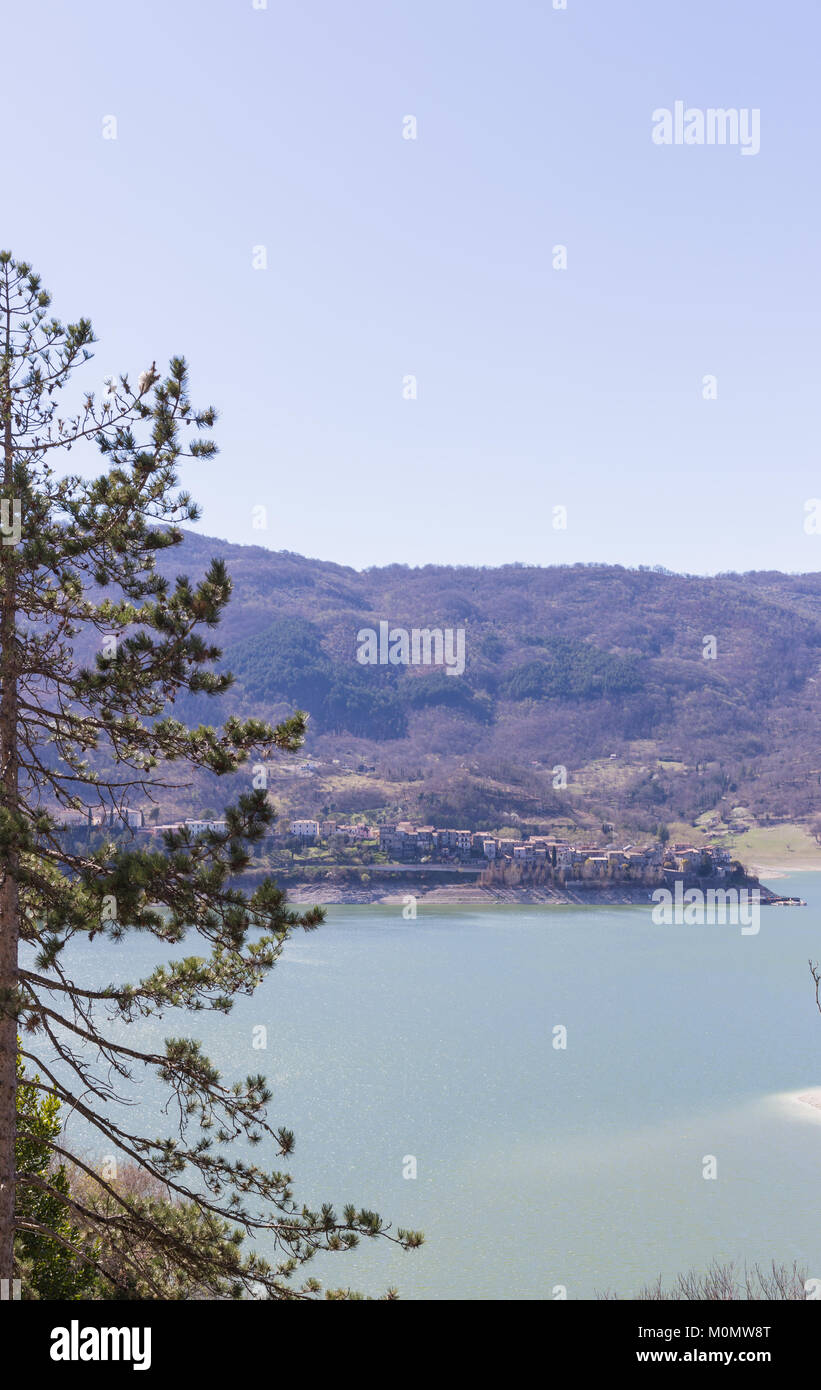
(269, 871, 799, 908)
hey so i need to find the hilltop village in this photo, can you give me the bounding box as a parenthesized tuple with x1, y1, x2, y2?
(59, 811, 739, 872)
(61, 808, 733, 875)
(282, 819, 738, 886)
(57, 807, 743, 888)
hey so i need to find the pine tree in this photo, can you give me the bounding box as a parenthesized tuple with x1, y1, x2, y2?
(0, 252, 421, 1298)
(15, 1049, 98, 1299)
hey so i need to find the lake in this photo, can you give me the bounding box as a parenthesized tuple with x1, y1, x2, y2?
(47, 872, 821, 1300)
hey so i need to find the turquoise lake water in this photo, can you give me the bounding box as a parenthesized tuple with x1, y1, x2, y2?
(46, 872, 821, 1299)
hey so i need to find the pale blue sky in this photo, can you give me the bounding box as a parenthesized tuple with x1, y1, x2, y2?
(4, 0, 820, 573)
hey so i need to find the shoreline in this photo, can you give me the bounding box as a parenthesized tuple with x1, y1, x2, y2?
(280, 875, 800, 908)
(284, 883, 656, 906)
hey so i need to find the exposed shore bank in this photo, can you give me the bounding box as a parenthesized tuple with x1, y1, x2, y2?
(236, 867, 800, 907)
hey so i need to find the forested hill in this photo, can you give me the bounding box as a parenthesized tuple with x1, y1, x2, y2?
(146, 531, 821, 835)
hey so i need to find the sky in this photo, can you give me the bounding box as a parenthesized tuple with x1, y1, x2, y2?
(3, 0, 820, 574)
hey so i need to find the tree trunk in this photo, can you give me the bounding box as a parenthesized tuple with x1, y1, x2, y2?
(0, 338, 19, 1285)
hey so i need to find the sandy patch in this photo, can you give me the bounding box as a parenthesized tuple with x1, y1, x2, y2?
(749, 861, 821, 878)
(796, 1090, 821, 1112)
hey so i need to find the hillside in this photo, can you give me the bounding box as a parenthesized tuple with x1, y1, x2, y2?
(123, 530, 821, 847)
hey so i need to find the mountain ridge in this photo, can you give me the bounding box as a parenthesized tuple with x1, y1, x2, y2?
(135, 530, 821, 840)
